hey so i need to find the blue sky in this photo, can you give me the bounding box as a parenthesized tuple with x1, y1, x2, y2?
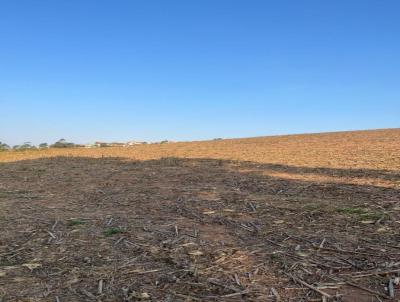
(1, 0, 399, 145)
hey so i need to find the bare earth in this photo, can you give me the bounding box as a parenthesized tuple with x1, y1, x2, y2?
(0, 129, 399, 301)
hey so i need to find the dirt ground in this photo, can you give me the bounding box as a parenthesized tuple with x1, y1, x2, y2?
(1, 129, 400, 301)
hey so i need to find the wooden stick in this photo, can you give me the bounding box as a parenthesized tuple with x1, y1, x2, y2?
(270, 287, 281, 301)
(221, 290, 249, 298)
(98, 279, 103, 294)
(207, 278, 242, 293)
(388, 279, 395, 299)
(284, 272, 332, 299)
(341, 268, 400, 279)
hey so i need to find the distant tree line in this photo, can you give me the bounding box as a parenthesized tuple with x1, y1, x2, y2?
(0, 139, 82, 151)
(0, 138, 169, 152)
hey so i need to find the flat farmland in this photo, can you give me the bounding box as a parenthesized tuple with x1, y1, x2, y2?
(1, 129, 400, 301)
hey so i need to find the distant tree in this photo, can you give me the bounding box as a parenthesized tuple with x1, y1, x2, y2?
(51, 139, 75, 148)
(39, 143, 48, 149)
(0, 141, 10, 151)
(11, 142, 35, 151)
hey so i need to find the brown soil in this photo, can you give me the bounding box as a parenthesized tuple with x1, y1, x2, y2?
(0, 129, 399, 301)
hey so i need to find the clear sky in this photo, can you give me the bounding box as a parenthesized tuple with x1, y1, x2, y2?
(1, 0, 399, 145)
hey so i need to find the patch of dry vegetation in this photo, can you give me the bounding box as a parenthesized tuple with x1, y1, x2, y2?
(0, 129, 399, 301)
(1, 129, 400, 170)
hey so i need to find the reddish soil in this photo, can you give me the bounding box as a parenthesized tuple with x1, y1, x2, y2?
(0, 129, 399, 301)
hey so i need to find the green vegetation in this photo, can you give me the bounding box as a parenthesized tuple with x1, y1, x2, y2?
(13, 142, 37, 151)
(336, 207, 366, 215)
(302, 204, 321, 211)
(0, 142, 10, 151)
(67, 218, 86, 226)
(336, 207, 384, 221)
(360, 212, 384, 220)
(0, 189, 29, 197)
(104, 227, 125, 236)
(0, 139, 81, 151)
(50, 139, 76, 148)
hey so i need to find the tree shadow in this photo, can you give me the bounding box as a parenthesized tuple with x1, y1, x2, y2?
(235, 161, 400, 181)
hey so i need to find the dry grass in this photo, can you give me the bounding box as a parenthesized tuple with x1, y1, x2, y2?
(0, 129, 399, 301)
(1, 128, 400, 170)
